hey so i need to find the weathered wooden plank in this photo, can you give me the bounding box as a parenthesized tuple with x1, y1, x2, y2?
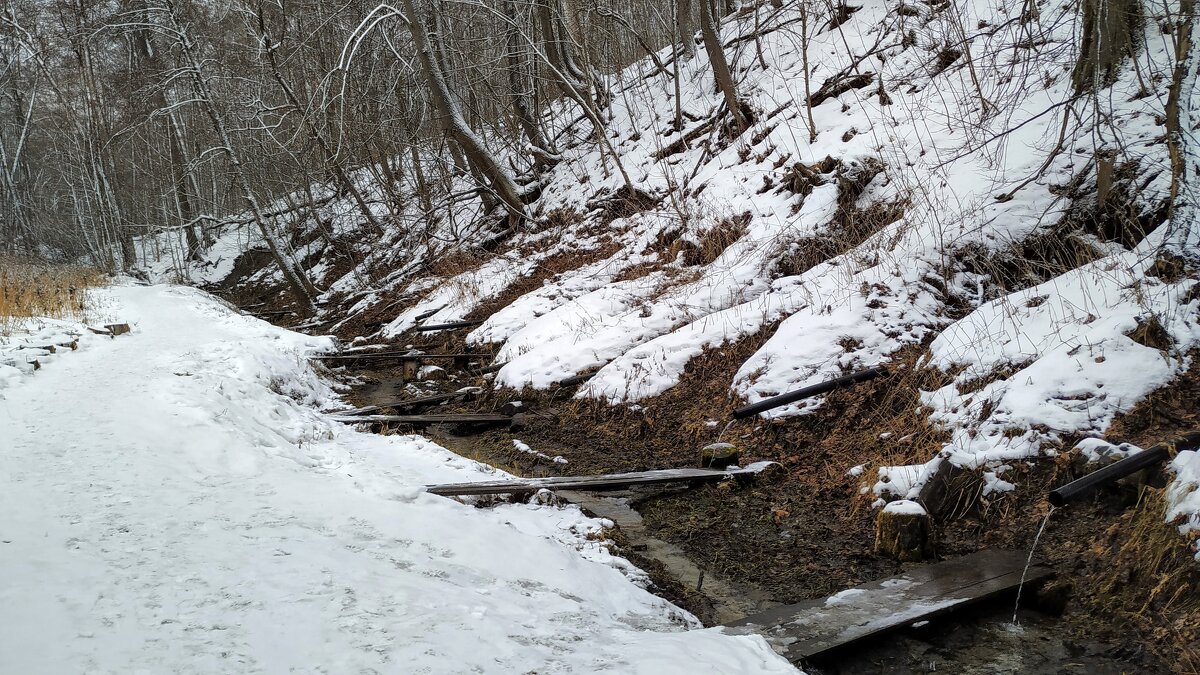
(330, 413, 511, 425)
(315, 352, 487, 362)
(723, 549, 1052, 663)
(425, 461, 779, 496)
(333, 389, 480, 416)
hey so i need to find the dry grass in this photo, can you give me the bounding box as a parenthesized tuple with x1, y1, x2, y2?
(0, 257, 103, 334)
(1087, 488, 1200, 672)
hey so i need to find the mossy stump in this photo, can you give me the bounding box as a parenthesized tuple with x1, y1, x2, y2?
(700, 443, 739, 469)
(874, 500, 932, 562)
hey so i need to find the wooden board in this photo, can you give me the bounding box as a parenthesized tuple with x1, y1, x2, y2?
(334, 390, 479, 416)
(723, 549, 1052, 663)
(330, 413, 511, 426)
(425, 462, 778, 496)
(314, 352, 486, 362)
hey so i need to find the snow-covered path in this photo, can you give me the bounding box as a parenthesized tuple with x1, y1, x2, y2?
(0, 285, 795, 674)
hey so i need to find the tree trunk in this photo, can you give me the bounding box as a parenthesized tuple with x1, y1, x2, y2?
(698, 0, 748, 133)
(677, 0, 696, 59)
(166, 2, 317, 313)
(504, 0, 558, 167)
(255, 6, 384, 237)
(402, 0, 525, 222)
(1167, 0, 1200, 261)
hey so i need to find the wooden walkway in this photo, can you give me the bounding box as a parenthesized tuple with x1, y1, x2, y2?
(722, 549, 1052, 663)
(425, 461, 779, 496)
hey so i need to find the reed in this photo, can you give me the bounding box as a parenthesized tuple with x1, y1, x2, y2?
(0, 257, 103, 334)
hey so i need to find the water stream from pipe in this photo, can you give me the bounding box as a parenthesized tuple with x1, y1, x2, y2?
(1012, 505, 1056, 624)
(716, 419, 736, 444)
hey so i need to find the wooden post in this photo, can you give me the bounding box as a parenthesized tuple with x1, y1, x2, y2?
(874, 500, 932, 562)
(402, 360, 419, 382)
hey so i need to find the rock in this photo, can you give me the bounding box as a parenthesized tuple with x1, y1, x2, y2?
(1033, 579, 1073, 615)
(700, 443, 740, 469)
(874, 500, 933, 562)
(499, 400, 526, 416)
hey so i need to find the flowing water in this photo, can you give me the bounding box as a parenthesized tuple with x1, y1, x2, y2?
(716, 420, 736, 444)
(1012, 506, 1056, 624)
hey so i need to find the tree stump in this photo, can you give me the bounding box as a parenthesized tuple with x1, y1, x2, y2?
(700, 443, 739, 469)
(916, 454, 984, 519)
(874, 500, 932, 562)
(499, 400, 526, 416)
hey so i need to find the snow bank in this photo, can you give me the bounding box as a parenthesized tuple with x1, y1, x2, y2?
(920, 227, 1200, 474)
(1168, 451, 1200, 561)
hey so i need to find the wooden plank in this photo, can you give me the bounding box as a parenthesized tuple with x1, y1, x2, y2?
(722, 549, 1053, 663)
(330, 413, 511, 425)
(425, 461, 779, 496)
(314, 352, 487, 362)
(333, 389, 480, 416)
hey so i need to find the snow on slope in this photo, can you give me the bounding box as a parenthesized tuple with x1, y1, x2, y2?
(0, 285, 796, 673)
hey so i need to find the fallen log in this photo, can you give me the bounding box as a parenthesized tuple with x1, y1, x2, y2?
(413, 305, 447, 322)
(414, 319, 485, 332)
(425, 461, 780, 497)
(555, 369, 600, 387)
(732, 366, 888, 419)
(330, 413, 511, 426)
(1049, 431, 1200, 507)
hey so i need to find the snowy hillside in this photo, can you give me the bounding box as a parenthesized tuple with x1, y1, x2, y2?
(148, 0, 1200, 555)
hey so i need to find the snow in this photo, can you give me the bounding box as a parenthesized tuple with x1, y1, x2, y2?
(0, 284, 797, 673)
(134, 0, 1200, 553)
(1167, 450, 1200, 560)
(882, 500, 927, 517)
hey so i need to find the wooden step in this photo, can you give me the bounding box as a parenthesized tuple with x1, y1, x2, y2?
(722, 549, 1053, 663)
(425, 461, 780, 496)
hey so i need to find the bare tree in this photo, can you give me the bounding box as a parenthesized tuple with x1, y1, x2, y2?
(698, 0, 748, 133)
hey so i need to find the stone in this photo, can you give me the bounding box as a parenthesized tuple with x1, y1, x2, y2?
(700, 443, 739, 469)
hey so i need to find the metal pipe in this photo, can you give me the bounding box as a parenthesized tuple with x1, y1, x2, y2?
(1048, 431, 1200, 507)
(731, 366, 888, 419)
